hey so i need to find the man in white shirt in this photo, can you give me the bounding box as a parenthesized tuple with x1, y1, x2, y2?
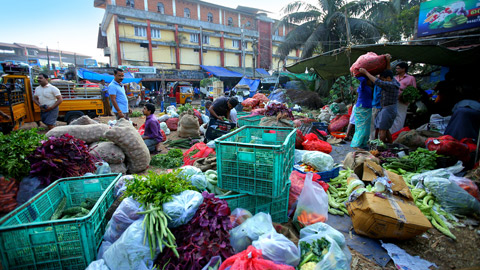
(33, 73, 63, 130)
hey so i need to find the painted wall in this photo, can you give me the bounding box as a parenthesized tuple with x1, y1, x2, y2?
(106, 17, 118, 66)
(203, 51, 221, 66)
(180, 47, 199, 66)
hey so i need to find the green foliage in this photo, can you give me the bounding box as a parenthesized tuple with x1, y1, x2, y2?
(177, 103, 194, 114)
(0, 129, 46, 180)
(326, 75, 359, 104)
(200, 77, 220, 88)
(130, 111, 143, 117)
(150, 149, 184, 169)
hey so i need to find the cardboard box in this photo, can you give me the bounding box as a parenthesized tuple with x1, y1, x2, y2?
(354, 160, 412, 200)
(347, 192, 432, 240)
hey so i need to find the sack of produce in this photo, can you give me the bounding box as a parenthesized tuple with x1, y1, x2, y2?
(158, 114, 170, 122)
(289, 171, 323, 216)
(394, 130, 442, 148)
(297, 234, 351, 270)
(327, 114, 349, 133)
(229, 212, 275, 253)
(449, 175, 480, 201)
(104, 197, 143, 243)
(85, 259, 109, 270)
(302, 151, 334, 172)
(110, 163, 127, 174)
(90, 141, 126, 164)
(69, 115, 98, 125)
(294, 173, 328, 229)
(350, 52, 388, 77)
(219, 246, 295, 270)
(241, 98, 259, 108)
(160, 122, 171, 135)
(166, 117, 179, 131)
(16, 176, 44, 205)
(343, 150, 379, 171)
(230, 208, 253, 228)
(46, 124, 110, 144)
(252, 231, 300, 267)
(426, 135, 470, 162)
(183, 142, 216, 166)
(296, 130, 305, 149)
(178, 112, 200, 138)
(163, 190, 204, 228)
(302, 137, 332, 154)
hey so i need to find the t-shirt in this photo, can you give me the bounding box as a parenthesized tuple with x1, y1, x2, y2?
(144, 114, 163, 143)
(108, 80, 128, 113)
(355, 76, 373, 108)
(372, 85, 382, 109)
(211, 96, 229, 117)
(34, 84, 61, 107)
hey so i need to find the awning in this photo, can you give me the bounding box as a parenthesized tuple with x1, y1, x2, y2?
(200, 65, 243, 78)
(225, 67, 270, 78)
(77, 68, 142, 83)
(286, 44, 480, 80)
(235, 77, 261, 93)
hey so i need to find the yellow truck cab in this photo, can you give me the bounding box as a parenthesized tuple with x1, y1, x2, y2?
(0, 63, 108, 132)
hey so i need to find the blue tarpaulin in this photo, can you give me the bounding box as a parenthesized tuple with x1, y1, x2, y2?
(256, 68, 269, 76)
(77, 68, 142, 84)
(235, 77, 260, 97)
(200, 65, 244, 78)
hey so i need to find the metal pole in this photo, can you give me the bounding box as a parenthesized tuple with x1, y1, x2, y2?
(46, 46, 50, 70)
(241, 27, 245, 76)
(74, 53, 77, 67)
(199, 26, 204, 65)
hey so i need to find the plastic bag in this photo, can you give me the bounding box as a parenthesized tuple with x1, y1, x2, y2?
(114, 175, 133, 197)
(189, 174, 208, 190)
(229, 212, 275, 253)
(103, 219, 158, 270)
(95, 162, 111, 175)
(230, 208, 253, 228)
(350, 52, 388, 77)
(158, 114, 170, 122)
(219, 245, 295, 270)
(97, 241, 112, 259)
(201, 114, 210, 125)
(449, 175, 480, 201)
(16, 176, 44, 205)
(252, 231, 300, 267)
(327, 114, 349, 133)
(410, 161, 464, 186)
(86, 259, 110, 270)
(298, 234, 351, 270)
(183, 143, 216, 166)
(160, 122, 171, 135)
(302, 151, 334, 172)
(179, 165, 202, 178)
(294, 173, 328, 228)
(166, 118, 179, 131)
(103, 197, 143, 243)
(426, 135, 470, 162)
(163, 190, 204, 228)
(424, 176, 480, 215)
(202, 256, 222, 270)
(289, 171, 322, 216)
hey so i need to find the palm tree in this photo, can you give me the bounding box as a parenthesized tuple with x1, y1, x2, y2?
(277, 0, 381, 61)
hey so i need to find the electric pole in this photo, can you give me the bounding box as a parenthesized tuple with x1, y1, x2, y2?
(252, 38, 257, 78)
(241, 26, 245, 76)
(46, 46, 50, 70)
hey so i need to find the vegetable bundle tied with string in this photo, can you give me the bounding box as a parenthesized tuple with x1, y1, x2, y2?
(123, 171, 195, 259)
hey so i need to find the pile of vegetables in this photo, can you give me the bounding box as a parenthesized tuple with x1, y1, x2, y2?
(123, 171, 195, 258)
(205, 170, 233, 196)
(297, 210, 326, 227)
(28, 134, 98, 185)
(382, 148, 437, 173)
(130, 111, 143, 117)
(150, 149, 183, 168)
(0, 129, 45, 180)
(155, 191, 234, 270)
(401, 85, 422, 103)
(50, 197, 97, 220)
(264, 102, 294, 120)
(298, 238, 331, 270)
(177, 103, 194, 114)
(326, 170, 351, 216)
(0, 176, 19, 213)
(164, 138, 201, 149)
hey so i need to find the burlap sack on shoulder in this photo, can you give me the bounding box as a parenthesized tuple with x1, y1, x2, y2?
(90, 142, 126, 164)
(178, 111, 200, 138)
(46, 124, 110, 144)
(343, 150, 380, 171)
(104, 119, 150, 173)
(69, 115, 98, 125)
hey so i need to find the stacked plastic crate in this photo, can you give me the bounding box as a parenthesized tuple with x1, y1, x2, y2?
(216, 126, 296, 223)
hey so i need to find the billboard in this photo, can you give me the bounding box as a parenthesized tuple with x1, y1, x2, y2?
(119, 65, 156, 74)
(418, 0, 480, 37)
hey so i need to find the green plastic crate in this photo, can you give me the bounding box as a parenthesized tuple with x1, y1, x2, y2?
(215, 126, 296, 198)
(0, 173, 121, 270)
(237, 115, 264, 127)
(237, 111, 250, 117)
(218, 183, 290, 223)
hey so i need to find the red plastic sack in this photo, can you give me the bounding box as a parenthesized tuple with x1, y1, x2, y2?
(219, 246, 294, 270)
(252, 93, 269, 103)
(295, 130, 305, 149)
(350, 52, 388, 77)
(450, 176, 480, 202)
(250, 108, 266, 116)
(302, 133, 332, 154)
(289, 171, 325, 215)
(0, 177, 18, 213)
(166, 117, 179, 131)
(160, 129, 167, 142)
(460, 138, 478, 152)
(183, 142, 215, 166)
(138, 124, 166, 142)
(193, 109, 203, 125)
(328, 114, 349, 133)
(392, 127, 411, 142)
(242, 98, 259, 108)
(426, 135, 470, 162)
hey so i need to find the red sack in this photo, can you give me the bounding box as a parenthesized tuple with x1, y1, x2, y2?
(183, 143, 215, 166)
(219, 246, 294, 270)
(460, 138, 478, 152)
(302, 133, 332, 154)
(250, 108, 266, 116)
(328, 114, 349, 133)
(295, 130, 305, 149)
(160, 129, 167, 142)
(426, 135, 470, 162)
(166, 118, 179, 131)
(350, 52, 388, 77)
(392, 127, 411, 142)
(138, 123, 167, 142)
(450, 176, 480, 201)
(304, 133, 318, 141)
(289, 171, 324, 215)
(241, 98, 259, 108)
(193, 109, 203, 125)
(0, 176, 18, 213)
(252, 93, 269, 104)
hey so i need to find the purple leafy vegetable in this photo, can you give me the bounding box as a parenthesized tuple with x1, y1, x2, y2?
(264, 102, 294, 120)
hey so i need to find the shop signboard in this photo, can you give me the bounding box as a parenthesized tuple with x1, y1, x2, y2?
(119, 65, 156, 74)
(418, 0, 480, 37)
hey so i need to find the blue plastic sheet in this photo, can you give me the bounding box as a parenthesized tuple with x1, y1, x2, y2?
(77, 68, 142, 83)
(200, 65, 243, 78)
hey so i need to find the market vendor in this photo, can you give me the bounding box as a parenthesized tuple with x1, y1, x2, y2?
(390, 62, 416, 134)
(142, 103, 163, 153)
(208, 96, 239, 122)
(444, 92, 480, 141)
(350, 77, 373, 148)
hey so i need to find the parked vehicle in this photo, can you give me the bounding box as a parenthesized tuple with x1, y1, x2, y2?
(168, 81, 193, 105)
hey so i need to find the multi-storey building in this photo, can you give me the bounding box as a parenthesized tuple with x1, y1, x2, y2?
(94, 0, 301, 83)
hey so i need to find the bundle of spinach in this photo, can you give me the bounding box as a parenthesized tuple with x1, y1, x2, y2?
(401, 86, 422, 103)
(177, 103, 194, 114)
(28, 134, 97, 185)
(123, 171, 195, 259)
(407, 148, 437, 172)
(130, 111, 143, 117)
(0, 129, 45, 180)
(150, 148, 184, 168)
(298, 238, 331, 269)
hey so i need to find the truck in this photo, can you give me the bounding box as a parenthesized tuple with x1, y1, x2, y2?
(0, 63, 109, 133)
(168, 81, 193, 105)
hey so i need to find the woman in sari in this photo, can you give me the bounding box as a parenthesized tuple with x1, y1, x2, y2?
(351, 76, 373, 148)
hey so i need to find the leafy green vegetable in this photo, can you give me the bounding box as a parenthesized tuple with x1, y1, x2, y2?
(408, 148, 437, 172)
(130, 111, 143, 117)
(177, 103, 194, 114)
(0, 129, 45, 180)
(150, 149, 184, 168)
(298, 238, 331, 268)
(401, 86, 422, 103)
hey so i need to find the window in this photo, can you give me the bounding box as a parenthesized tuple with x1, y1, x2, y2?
(232, 40, 240, 48)
(184, 8, 190, 18)
(157, 2, 164, 13)
(202, 35, 209, 44)
(134, 26, 147, 37)
(151, 28, 161, 39)
(207, 12, 213, 22)
(190, 33, 199, 43)
(227, 17, 233, 26)
(126, 0, 134, 8)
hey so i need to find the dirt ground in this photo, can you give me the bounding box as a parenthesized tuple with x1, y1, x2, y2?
(23, 104, 480, 270)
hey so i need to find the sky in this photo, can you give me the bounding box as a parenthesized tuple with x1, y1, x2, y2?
(1, 0, 314, 64)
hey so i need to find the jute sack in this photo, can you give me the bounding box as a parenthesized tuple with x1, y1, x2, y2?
(104, 119, 150, 173)
(178, 111, 200, 138)
(343, 151, 379, 171)
(69, 115, 98, 125)
(46, 124, 110, 144)
(110, 163, 127, 174)
(90, 142, 126, 164)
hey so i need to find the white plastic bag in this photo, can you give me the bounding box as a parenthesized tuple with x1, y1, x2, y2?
(252, 231, 300, 267)
(298, 234, 351, 270)
(229, 212, 275, 253)
(103, 219, 158, 270)
(179, 166, 207, 190)
(95, 162, 111, 175)
(201, 256, 222, 270)
(160, 122, 171, 135)
(230, 208, 253, 228)
(302, 151, 334, 172)
(86, 259, 110, 270)
(294, 173, 328, 228)
(163, 190, 204, 228)
(158, 114, 170, 122)
(114, 175, 134, 197)
(103, 197, 143, 243)
(201, 114, 210, 125)
(97, 241, 112, 259)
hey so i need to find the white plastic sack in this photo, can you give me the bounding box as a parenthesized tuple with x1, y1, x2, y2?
(298, 234, 351, 270)
(160, 122, 171, 135)
(179, 165, 202, 179)
(158, 114, 170, 122)
(104, 197, 143, 243)
(229, 212, 275, 253)
(103, 219, 158, 270)
(97, 241, 112, 259)
(179, 166, 207, 190)
(302, 151, 334, 172)
(86, 259, 110, 270)
(114, 175, 134, 197)
(252, 231, 300, 267)
(201, 114, 210, 125)
(429, 114, 451, 134)
(163, 190, 204, 228)
(201, 256, 222, 270)
(410, 161, 464, 186)
(294, 173, 329, 227)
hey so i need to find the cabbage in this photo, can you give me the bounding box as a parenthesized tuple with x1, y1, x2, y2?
(302, 151, 334, 172)
(190, 174, 207, 190)
(179, 166, 202, 178)
(179, 166, 207, 190)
